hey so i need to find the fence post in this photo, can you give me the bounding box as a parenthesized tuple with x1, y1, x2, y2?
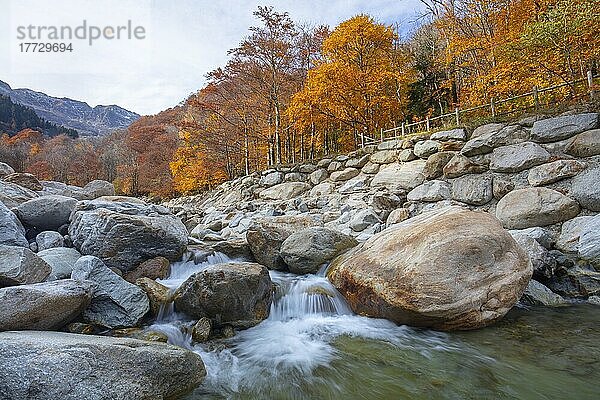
(401, 122, 405, 138)
(490, 98, 496, 120)
(588, 70, 595, 101)
(361, 130, 365, 148)
(455, 108, 460, 126)
(380, 128, 384, 142)
(533, 85, 539, 110)
(426, 117, 430, 132)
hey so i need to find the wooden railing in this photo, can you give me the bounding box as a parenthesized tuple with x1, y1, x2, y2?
(362, 70, 598, 146)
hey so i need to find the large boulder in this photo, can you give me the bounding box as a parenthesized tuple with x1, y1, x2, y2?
(260, 171, 284, 186)
(280, 227, 358, 274)
(71, 256, 150, 329)
(571, 166, 600, 211)
(259, 182, 311, 200)
(14, 195, 77, 230)
(349, 208, 381, 232)
(0, 201, 28, 247)
(531, 113, 598, 143)
(68, 197, 188, 272)
(489, 142, 550, 173)
(370, 150, 398, 164)
(0, 245, 51, 287)
(0, 180, 38, 208)
(246, 215, 320, 270)
(0, 280, 93, 331)
(0, 331, 206, 400)
(82, 180, 115, 199)
(327, 207, 531, 330)
(1, 172, 43, 191)
(496, 188, 580, 229)
(173, 262, 273, 328)
(370, 160, 427, 190)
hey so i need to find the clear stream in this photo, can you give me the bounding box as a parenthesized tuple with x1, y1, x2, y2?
(149, 252, 600, 400)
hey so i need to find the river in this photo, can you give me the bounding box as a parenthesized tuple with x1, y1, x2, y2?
(148, 252, 600, 400)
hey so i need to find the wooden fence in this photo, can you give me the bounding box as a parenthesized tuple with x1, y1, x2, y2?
(360, 70, 598, 147)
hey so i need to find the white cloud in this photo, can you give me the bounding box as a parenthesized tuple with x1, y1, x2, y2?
(0, 0, 424, 115)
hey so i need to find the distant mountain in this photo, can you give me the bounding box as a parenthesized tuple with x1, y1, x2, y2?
(0, 94, 78, 138)
(0, 80, 140, 136)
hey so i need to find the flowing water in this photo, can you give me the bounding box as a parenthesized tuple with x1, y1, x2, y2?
(148, 252, 600, 400)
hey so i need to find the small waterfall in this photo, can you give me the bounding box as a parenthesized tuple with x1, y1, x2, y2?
(269, 271, 352, 320)
(144, 249, 454, 397)
(147, 251, 234, 349)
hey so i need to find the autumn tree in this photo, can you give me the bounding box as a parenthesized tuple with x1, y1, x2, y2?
(289, 15, 412, 152)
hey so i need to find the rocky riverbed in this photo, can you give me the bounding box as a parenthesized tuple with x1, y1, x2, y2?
(0, 111, 599, 399)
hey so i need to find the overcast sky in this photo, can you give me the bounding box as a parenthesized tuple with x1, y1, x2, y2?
(0, 0, 425, 115)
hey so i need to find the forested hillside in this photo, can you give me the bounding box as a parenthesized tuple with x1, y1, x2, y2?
(2, 0, 597, 197)
(0, 95, 78, 138)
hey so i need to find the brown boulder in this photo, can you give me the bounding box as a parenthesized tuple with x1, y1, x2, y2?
(124, 256, 171, 283)
(327, 207, 531, 331)
(1, 173, 43, 191)
(173, 262, 273, 329)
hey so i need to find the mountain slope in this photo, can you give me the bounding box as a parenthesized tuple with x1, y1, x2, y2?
(0, 94, 79, 138)
(0, 80, 140, 136)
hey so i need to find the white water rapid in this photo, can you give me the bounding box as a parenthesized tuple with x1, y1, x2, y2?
(147, 251, 462, 398)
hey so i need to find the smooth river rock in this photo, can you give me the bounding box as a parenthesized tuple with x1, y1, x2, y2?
(496, 187, 580, 229)
(246, 215, 320, 270)
(82, 180, 115, 198)
(280, 227, 358, 274)
(68, 197, 188, 272)
(0, 279, 93, 331)
(489, 142, 550, 173)
(72, 256, 150, 328)
(14, 195, 77, 231)
(259, 182, 311, 200)
(566, 129, 600, 157)
(0, 201, 28, 247)
(0, 180, 38, 208)
(38, 247, 82, 281)
(35, 230, 64, 251)
(174, 262, 273, 328)
(327, 207, 531, 331)
(370, 160, 427, 190)
(527, 159, 585, 186)
(0, 245, 51, 287)
(0, 331, 206, 400)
